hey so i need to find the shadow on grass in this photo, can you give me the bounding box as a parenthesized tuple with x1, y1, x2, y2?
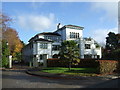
(43, 67, 69, 70)
(65, 70, 97, 74)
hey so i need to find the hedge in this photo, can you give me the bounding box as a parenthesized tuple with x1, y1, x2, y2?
(47, 58, 99, 68)
(47, 58, 64, 67)
(47, 58, 120, 74)
(97, 60, 120, 74)
(77, 59, 99, 68)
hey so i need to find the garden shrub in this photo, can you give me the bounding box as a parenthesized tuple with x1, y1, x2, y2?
(97, 60, 119, 74)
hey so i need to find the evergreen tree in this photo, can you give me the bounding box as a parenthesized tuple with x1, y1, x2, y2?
(104, 32, 120, 60)
(106, 32, 118, 50)
(59, 40, 80, 70)
(2, 40, 10, 67)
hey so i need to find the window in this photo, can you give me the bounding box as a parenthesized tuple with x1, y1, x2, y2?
(56, 37, 59, 42)
(85, 44, 91, 49)
(70, 32, 72, 38)
(78, 44, 80, 48)
(84, 54, 92, 58)
(52, 54, 59, 58)
(40, 55, 43, 60)
(78, 33, 79, 38)
(75, 33, 77, 38)
(52, 45, 60, 50)
(70, 32, 80, 38)
(97, 55, 100, 59)
(77, 33, 79, 38)
(73, 32, 75, 38)
(40, 43, 48, 49)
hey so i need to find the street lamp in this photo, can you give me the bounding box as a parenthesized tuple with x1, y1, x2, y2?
(6, 42, 9, 46)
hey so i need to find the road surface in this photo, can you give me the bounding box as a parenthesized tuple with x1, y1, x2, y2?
(2, 65, 119, 88)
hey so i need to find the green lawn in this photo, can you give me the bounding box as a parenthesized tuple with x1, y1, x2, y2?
(40, 67, 98, 76)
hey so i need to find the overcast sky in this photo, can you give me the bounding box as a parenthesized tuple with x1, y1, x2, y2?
(2, 2, 118, 45)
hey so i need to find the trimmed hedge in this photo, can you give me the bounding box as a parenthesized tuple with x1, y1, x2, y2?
(47, 58, 120, 74)
(116, 60, 120, 73)
(97, 60, 119, 74)
(77, 59, 99, 68)
(47, 58, 64, 67)
(47, 58, 98, 68)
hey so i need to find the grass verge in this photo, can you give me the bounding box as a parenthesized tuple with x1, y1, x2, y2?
(40, 67, 98, 76)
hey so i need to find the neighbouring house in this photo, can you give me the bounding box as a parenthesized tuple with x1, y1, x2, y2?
(22, 24, 102, 67)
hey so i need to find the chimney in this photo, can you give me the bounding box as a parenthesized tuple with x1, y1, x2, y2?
(57, 23, 60, 30)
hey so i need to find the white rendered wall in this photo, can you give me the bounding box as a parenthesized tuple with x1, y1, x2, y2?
(33, 42, 37, 55)
(66, 28, 83, 40)
(82, 39, 102, 59)
(37, 42, 52, 58)
(38, 35, 44, 39)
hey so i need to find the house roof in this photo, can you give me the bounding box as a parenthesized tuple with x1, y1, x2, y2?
(83, 37, 93, 41)
(33, 38, 53, 42)
(56, 24, 84, 31)
(28, 32, 61, 42)
(37, 32, 61, 36)
(65, 25, 84, 29)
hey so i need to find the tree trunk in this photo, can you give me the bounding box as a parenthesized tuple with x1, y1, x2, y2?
(68, 61, 71, 71)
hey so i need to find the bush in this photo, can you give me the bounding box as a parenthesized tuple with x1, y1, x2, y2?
(97, 60, 119, 74)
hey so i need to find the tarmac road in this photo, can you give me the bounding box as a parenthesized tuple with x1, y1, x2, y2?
(1, 65, 119, 88)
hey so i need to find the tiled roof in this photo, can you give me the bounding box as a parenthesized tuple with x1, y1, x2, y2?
(37, 32, 61, 36)
(28, 32, 60, 42)
(65, 25, 84, 29)
(33, 38, 53, 42)
(56, 24, 84, 31)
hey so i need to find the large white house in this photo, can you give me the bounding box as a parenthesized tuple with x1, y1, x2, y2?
(22, 24, 102, 67)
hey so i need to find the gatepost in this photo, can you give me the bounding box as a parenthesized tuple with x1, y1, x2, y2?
(9, 55, 12, 68)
